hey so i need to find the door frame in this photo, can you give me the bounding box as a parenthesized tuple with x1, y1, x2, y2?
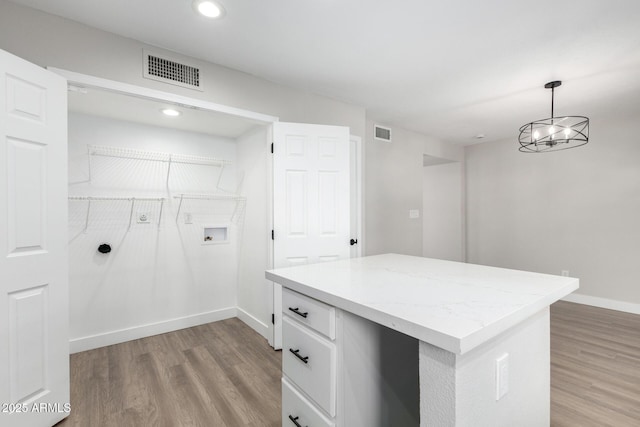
(49, 68, 279, 124)
(350, 134, 364, 258)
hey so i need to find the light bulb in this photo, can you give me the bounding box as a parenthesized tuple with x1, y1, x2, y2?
(161, 108, 181, 117)
(533, 131, 540, 141)
(193, 0, 224, 18)
(563, 128, 571, 137)
(548, 126, 555, 135)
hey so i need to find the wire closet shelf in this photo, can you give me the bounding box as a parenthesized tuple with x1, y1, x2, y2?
(173, 193, 247, 224)
(86, 144, 233, 190)
(68, 196, 166, 232)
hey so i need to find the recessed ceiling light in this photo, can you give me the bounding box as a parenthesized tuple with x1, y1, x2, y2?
(161, 108, 181, 117)
(193, 0, 225, 19)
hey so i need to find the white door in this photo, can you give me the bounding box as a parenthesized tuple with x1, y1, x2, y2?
(0, 50, 69, 426)
(271, 122, 350, 349)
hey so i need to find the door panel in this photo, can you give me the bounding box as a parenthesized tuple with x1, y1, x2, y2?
(272, 122, 350, 349)
(9, 285, 49, 402)
(0, 49, 69, 426)
(7, 138, 47, 254)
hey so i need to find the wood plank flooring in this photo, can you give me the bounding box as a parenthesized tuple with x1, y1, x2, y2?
(56, 302, 640, 426)
(551, 301, 640, 427)
(56, 318, 281, 427)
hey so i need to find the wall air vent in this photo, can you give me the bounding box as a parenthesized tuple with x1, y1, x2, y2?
(374, 124, 392, 142)
(143, 50, 203, 91)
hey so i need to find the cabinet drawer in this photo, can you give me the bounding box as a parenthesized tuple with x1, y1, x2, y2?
(282, 378, 335, 427)
(283, 287, 336, 340)
(283, 316, 337, 416)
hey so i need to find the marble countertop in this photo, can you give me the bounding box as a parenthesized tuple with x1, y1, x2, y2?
(266, 254, 578, 354)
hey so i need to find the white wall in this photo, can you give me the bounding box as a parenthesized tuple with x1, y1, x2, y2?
(0, 0, 372, 345)
(0, 0, 365, 138)
(422, 161, 463, 262)
(465, 118, 640, 307)
(235, 125, 272, 339)
(365, 119, 463, 256)
(68, 113, 240, 351)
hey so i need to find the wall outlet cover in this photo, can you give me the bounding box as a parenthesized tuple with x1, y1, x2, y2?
(137, 212, 151, 224)
(409, 209, 420, 219)
(496, 353, 509, 400)
(184, 212, 193, 224)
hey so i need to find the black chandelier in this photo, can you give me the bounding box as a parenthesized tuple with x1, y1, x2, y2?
(518, 81, 589, 153)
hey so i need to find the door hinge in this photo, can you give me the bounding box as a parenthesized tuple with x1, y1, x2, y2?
(271, 230, 274, 240)
(272, 313, 275, 324)
(271, 142, 274, 153)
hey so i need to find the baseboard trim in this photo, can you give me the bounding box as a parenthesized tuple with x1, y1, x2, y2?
(237, 307, 270, 340)
(562, 293, 640, 315)
(69, 307, 237, 354)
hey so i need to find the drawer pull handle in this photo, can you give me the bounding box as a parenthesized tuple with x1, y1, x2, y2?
(289, 348, 309, 364)
(288, 415, 306, 427)
(288, 307, 308, 318)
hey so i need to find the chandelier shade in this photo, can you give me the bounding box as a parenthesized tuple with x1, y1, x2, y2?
(518, 81, 589, 153)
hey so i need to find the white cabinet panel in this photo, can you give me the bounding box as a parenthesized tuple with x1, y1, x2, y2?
(283, 316, 337, 417)
(282, 378, 334, 427)
(283, 288, 335, 340)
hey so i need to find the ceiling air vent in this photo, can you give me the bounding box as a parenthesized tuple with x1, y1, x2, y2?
(374, 124, 392, 142)
(143, 50, 203, 91)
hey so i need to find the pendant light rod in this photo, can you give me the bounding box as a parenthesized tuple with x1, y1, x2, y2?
(544, 80, 561, 119)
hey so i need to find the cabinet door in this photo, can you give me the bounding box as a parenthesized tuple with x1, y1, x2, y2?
(282, 317, 337, 416)
(271, 122, 350, 349)
(282, 378, 335, 427)
(0, 49, 69, 426)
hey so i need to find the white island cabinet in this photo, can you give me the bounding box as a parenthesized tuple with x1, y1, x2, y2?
(266, 254, 578, 427)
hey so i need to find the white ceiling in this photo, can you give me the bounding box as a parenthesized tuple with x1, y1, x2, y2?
(11, 0, 640, 145)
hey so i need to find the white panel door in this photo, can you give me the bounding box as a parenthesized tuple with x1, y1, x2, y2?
(272, 122, 350, 349)
(0, 50, 69, 426)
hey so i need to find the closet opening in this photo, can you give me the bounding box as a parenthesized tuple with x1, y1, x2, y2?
(58, 69, 280, 353)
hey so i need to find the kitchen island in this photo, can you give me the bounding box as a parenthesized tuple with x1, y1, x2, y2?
(266, 254, 578, 427)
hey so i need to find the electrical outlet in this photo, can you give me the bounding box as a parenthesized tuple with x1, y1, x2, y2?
(561, 270, 569, 277)
(137, 212, 151, 224)
(184, 212, 193, 224)
(409, 209, 420, 219)
(496, 353, 509, 400)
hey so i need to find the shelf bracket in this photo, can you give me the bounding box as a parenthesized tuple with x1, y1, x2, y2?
(87, 145, 93, 183)
(215, 162, 225, 192)
(158, 199, 164, 230)
(128, 198, 136, 231)
(175, 194, 184, 224)
(166, 155, 173, 190)
(83, 197, 92, 233)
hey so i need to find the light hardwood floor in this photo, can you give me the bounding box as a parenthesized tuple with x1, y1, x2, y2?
(57, 302, 640, 426)
(551, 301, 640, 426)
(56, 318, 281, 427)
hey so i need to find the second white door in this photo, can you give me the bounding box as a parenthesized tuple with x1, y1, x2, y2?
(271, 122, 350, 349)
